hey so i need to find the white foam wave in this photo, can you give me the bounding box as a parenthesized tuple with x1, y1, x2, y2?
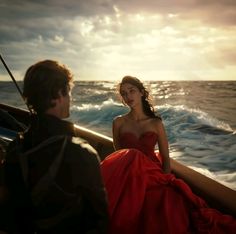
(158, 104, 233, 132)
(71, 98, 122, 111)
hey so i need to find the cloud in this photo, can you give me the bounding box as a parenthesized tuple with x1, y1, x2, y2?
(116, 0, 236, 26)
(0, 0, 236, 80)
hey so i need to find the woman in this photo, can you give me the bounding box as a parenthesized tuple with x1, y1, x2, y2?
(101, 76, 236, 234)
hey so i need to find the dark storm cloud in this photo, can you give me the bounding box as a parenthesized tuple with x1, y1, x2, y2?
(0, 0, 118, 46)
(0, 0, 115, 19)
(115, 0, 236, 26)
(0, 0, 235, 80)
(1, 0, 235, 45)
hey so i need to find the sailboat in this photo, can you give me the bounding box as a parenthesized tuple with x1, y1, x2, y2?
(0, 102, 235, 218)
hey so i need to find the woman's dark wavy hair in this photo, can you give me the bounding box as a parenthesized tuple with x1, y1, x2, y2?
(23, 60, 73, 114)
(119, 76, 161, 119)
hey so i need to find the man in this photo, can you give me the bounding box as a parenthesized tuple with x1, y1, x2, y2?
(2, 60, 108, 233)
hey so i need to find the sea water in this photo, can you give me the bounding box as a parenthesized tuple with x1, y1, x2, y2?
(0, 80, 236, 190)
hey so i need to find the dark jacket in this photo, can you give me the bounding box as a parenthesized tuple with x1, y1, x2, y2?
(2, 114, 109, 234)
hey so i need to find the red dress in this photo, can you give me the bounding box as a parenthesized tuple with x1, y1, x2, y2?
(100, 132, 236, 234)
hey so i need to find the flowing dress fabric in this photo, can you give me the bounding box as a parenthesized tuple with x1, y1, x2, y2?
(100, 132, 236, 234)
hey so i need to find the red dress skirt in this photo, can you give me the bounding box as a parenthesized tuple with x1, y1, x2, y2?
(101, 132, 236, 234)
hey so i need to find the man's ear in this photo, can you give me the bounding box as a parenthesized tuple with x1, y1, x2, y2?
(141, 89, 145, 96)
(50, 98, 58, 106)
(50, 91, 62, 106)
(57, 90, 64, 102)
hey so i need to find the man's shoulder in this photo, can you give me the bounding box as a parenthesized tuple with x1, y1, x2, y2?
(66, 136, 100, 162)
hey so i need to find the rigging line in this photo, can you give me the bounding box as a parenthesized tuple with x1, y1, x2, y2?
(0, 54, 33, 114)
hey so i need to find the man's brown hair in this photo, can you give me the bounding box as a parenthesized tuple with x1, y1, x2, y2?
(23, 60, 73, 114)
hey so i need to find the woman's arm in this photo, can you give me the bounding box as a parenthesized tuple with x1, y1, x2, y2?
(156, 120, 171, 173)
(112, 116, 122, 150)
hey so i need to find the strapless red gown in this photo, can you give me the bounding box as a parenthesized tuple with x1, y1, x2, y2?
(100, 132, 236, 234)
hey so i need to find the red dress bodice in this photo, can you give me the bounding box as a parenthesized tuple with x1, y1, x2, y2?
(119, 131, 159, 162)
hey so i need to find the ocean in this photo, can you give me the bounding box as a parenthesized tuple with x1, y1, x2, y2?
(0, 80, 236, 191)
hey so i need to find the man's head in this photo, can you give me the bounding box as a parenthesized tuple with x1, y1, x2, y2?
(23, 60, 73, 119)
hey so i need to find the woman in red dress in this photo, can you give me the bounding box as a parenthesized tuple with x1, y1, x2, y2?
(100, 76, 236, 234)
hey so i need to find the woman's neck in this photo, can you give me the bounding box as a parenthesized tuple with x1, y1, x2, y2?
(129, 109, 147, 121)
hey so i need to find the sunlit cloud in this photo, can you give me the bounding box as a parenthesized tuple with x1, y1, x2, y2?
(0, 0, 236, 80)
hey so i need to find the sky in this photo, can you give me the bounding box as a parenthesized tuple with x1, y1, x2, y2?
(0, 0, 236, 81)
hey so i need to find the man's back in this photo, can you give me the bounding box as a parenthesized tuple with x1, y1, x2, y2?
(4, 114, 108, 233)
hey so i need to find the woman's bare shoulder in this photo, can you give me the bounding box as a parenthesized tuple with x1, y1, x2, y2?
(151, 117, 164, 130)
(112, 115, 127, 136)
(113, 114, 128, 123)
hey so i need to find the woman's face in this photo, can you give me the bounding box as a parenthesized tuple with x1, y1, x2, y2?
(120, 83, 143, 108)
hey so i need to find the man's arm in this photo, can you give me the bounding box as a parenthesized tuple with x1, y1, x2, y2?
(69, 138, 109, 233)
